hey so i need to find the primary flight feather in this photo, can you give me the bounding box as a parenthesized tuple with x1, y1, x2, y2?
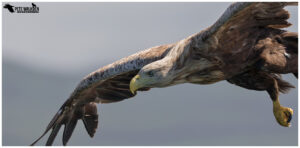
(31, 2, 298, 146)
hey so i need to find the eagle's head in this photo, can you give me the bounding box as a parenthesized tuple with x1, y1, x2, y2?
(130, 59, 173, 94)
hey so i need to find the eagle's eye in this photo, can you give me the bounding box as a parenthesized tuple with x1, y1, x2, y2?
(147, 71, 154, 77)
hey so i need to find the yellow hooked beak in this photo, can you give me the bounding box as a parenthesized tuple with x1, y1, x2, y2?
(130, 75, 141, 94)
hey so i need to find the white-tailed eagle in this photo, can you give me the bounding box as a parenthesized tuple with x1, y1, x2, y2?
(31, 2, 298, 146)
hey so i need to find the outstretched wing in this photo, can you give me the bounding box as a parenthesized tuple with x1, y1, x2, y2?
(191, 2, 297, 77)
(31, 43, 174, 146)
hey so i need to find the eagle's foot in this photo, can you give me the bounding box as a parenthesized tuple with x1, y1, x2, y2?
(273, 105, 293, 127)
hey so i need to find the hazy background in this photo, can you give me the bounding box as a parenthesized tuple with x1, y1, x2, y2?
(2, 2, 298, 146)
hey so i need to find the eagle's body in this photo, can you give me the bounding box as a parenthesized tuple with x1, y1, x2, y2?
(32, 2, 298, 146)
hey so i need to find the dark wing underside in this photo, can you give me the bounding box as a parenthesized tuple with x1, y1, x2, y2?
(31, 44, 174, 145)
(95, 70, 139, 103)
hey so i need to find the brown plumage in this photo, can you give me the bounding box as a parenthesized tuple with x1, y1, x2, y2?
(31, 2, 298, 146)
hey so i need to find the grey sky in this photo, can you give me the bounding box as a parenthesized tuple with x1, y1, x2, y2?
(2, 2, 298, 146)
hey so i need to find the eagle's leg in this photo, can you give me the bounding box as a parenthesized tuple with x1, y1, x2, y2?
(267, 78, 293, 127)
(227, 70, 294, 127)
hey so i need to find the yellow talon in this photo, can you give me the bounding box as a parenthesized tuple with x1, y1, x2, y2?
(273, 101, 293, 127)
